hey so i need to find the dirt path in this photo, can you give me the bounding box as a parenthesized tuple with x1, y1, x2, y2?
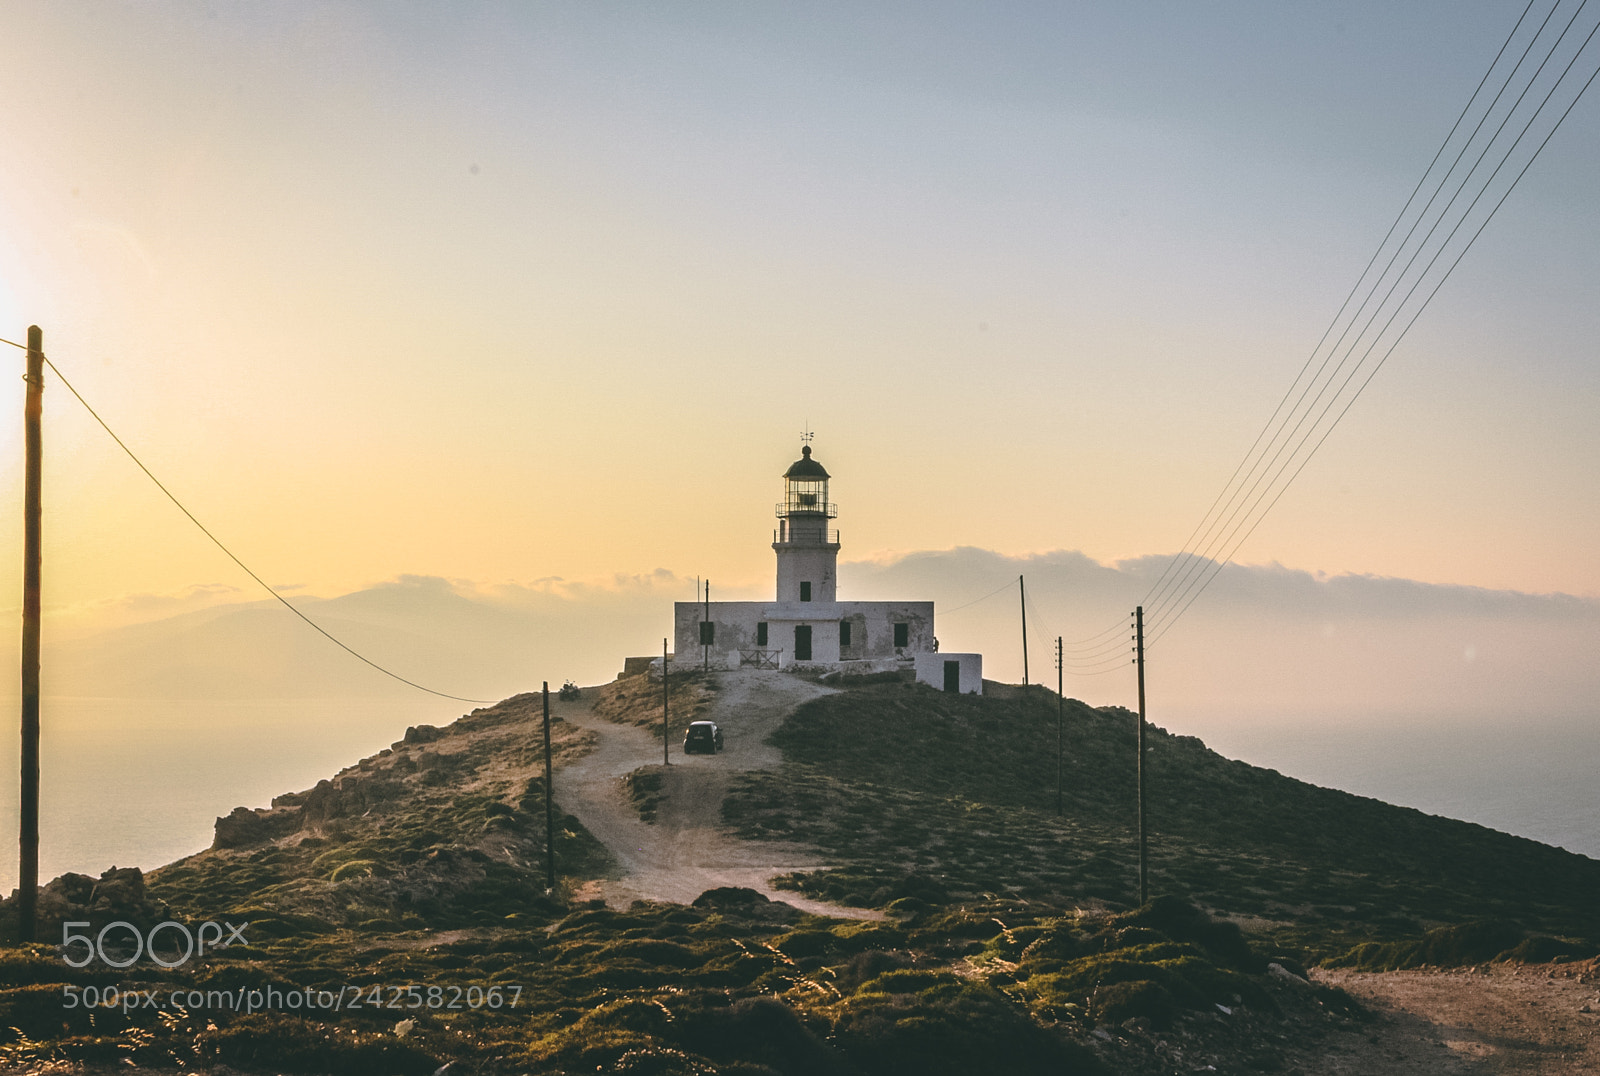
(551, 670, 878, 919)
(1308, 963, 1600, 1073)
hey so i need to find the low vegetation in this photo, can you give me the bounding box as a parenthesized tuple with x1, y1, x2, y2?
(727, 681, 1600, 961)
(0, 673, 1593, 1073)
(592, 668, 713, 737)
(0, 884, 1379, 1075)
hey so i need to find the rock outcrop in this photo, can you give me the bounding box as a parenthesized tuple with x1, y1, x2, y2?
(0, 865, 169, 939)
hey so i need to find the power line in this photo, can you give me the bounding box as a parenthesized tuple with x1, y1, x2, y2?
(1152, 4, 1600, 643)
(1150, 32, 1600, 647)
(1140, 1, 1543, 624)
(937, 578, 1020, 617)
(36, 350, 496, 705)
(1066, 661, 1133, 678)
(1143, 1, 1600, 643)
(1061, 636, 1129, 663)
(1143, 0, 1553, 621)
(1146, 0, 1563, 623)
(1062, 619, 1126, 649)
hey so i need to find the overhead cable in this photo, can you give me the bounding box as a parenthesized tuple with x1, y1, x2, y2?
(36, 351, 496, 705)
(1143, 0, 1600, 644)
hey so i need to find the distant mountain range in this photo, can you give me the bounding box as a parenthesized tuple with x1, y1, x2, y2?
(43, 575, 674, 699)
(21, 549, 1600, 716)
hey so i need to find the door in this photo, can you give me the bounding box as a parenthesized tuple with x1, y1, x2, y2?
(794, 625, 812, 661)
(943, 659, 960, 694)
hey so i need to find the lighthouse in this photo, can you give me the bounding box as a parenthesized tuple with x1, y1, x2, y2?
(667, 441, 981, 692)
(773, 445, 840, 604)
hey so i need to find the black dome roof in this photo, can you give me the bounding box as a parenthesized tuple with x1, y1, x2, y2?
(783, 445, 830, 479)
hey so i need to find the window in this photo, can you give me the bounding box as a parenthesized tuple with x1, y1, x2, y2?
(756, 622, 768, 647)
(839, 621, 852, 646)
(699, 621, 715, 645)
(894, 622, 909, 648)
(799, 581, 812, 602)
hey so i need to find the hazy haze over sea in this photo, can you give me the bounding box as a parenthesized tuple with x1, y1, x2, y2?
(1, 547, 1595, 890)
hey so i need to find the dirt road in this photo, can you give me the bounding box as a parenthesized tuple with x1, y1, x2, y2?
(551, 669, 878, 918)
(1309, 962, 1600, 1073)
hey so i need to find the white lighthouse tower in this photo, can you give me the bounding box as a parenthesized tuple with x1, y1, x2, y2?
(667, 440, 979, 692)
(773, 445, 840, 604)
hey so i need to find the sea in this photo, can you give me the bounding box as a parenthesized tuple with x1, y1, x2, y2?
(0, 695, 1593, 893)
(0, 696, 454, 893)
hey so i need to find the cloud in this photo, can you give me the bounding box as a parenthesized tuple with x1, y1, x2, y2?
(23, 555, 1600, 728)
(843, 547, 1600, 723)
(845, 547, 1600, 623)
(46, 583, 249, 638)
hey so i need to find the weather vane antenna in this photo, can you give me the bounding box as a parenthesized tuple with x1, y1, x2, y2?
(801, 423, 813, 445)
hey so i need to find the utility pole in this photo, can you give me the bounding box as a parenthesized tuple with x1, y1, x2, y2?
(703, 580, 710, 673)
(662, 638, 670, 766)
(1056, 636, 1064, 816)
(1019, 575, 1029, 691)
(1134, 605, 1148, 906)
(19, 325, 42, 943)
(542, 682, 555, 892)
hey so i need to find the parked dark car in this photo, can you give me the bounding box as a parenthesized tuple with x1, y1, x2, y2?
(683, 721, 724, 755)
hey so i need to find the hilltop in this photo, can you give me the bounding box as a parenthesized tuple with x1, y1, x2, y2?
(0, 669, 1594, 1074)
(728, 680, 1600, 957)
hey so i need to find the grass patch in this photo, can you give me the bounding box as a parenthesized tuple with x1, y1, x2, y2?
(727, 681, 1600, 962)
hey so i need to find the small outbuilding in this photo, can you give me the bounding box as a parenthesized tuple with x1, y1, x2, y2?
(913, 652, 983, 695)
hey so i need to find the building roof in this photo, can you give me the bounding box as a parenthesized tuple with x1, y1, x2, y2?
(783, 445, 830, 480)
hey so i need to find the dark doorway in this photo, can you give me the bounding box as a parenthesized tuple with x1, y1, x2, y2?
(794, 625, 812, 661)
(943, 660, 960, 694)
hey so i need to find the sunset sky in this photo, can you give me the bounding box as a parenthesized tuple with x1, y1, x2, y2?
(1, 1, 1597, 657)
(2, 3, 1600, 886)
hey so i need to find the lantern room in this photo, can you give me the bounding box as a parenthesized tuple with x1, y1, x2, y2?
(773, 444, 841, 603)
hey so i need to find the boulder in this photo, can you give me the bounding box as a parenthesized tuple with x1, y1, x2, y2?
(212, 805, 297, 849)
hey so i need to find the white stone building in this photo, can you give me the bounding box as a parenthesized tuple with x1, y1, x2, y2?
(671, 445, 981, 693)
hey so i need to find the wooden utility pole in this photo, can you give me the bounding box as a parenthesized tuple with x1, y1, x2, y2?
(1055, 636, 1064, 816)
(662, 638, 670, 766)
(18, 325, 42, 942)
(1019, 575, 1028, 690)
(703, 580, 710, 673)
(542, 682, 555, 891)
(1134, 605, 1148, 906)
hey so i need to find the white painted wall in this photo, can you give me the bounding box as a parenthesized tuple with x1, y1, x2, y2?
(674, 600, 935, 669)
(914, 652, 984, 694)
(774, 541, 839, 602)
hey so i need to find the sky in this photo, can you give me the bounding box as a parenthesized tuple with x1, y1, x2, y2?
(0, 2, 1598, 875)
(0, 3, 1597, 693)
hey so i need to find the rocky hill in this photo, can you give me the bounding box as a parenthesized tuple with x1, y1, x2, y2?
(0, 671, 1593, 1075)
(727, 681, 1600, 958)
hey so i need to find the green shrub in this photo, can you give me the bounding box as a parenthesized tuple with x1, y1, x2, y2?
(1499, 935, 1598, 964)
(1092, 978, 1177, 1027)
(855, 969, 962, 998)
(199, 1015, 439, 1074)
(776, 930, 836, 958)
(1111, 896, 1260, 971)
(1326, 920, 1527, 970)
(832, 979, 1099, 1076)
